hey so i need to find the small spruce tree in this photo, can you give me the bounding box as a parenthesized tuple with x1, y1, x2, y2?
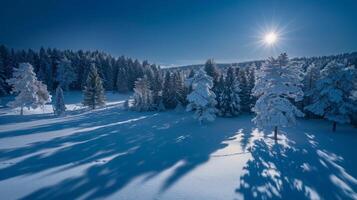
(83, 64, 106, 109)
(186, 69, 217, 123)
(53, 85, 66, 116)
(132, 75, 153, 111)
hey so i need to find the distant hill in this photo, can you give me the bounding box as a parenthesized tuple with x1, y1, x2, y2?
(168, 52, 357, 71)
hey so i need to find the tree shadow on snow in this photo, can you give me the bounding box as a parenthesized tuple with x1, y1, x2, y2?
(0, 106, 248, 199)
(235, 123, 357, 200)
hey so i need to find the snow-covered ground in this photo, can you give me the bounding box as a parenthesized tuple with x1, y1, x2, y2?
(0, 92, 356, 200)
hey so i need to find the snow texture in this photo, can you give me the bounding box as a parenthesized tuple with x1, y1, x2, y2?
(0, 92, 356, 200)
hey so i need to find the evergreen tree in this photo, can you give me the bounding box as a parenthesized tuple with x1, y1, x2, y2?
(116, 68, 129, 92)
(187, 69, 195, 94)
(83, 64, 106, 109)
(162, 71, 175, 109)
(237, 68, 250, 112)
(218, 67, 241, 117)
(305, 61, 355, 132)
(53, 85, 66, 116)
(0, 63, 7, 96)
(204, 59, 219, 84)
(150, 66, 163, 109)
(37, 48, 53, 90)
(302, 62, 320, 117)
(132, 75, 153, 111)
(215, 74, 225, 114)
(172, 71, 186, 107)
(56, 58, 76, 91)
(246, 65, 256, 111)
(7, 63, 51, 115)
(253, 53, 304, 140)
(186, 68, 217, 123)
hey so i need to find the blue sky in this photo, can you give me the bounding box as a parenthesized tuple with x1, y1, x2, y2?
(1, 0, 356, 66)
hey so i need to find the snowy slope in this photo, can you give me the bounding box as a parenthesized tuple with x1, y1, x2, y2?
(0, 92, 356, 200)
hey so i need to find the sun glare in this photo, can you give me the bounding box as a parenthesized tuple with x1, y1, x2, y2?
(264, 32, 277, 45)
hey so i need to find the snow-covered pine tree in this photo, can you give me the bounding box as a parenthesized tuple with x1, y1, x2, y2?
(132, 75, 154, 111)
(83, 64, 106, 109)
(302, 62, 320, 117)
(116, 68, 129, 93)
(56, 58, 76, 91)
(351, 72, 357, 126)
(204, 59, 219, 84)
(36, 79, 51, 108)
(186, 68, 217, 123)
(172, 71, 186, 107)
(246, 64, 256, 111)
(218, 67, 241, 117)
(7, 63, 51, 115)
(187, 69, 195, 94)
(215, 74, 225, 114)
(305, 60, 355, 132)
(237, 68, 250, 112)
(162, 71, 175, 109)
(0, 63, 7, 96)
(148, 65, 163, 109)
(53, 85, 66, 116)
(252, 53, 304, 140)
(37, 48, 53, 90)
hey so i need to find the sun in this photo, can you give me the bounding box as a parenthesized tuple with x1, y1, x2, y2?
(264, 32, 278, 45)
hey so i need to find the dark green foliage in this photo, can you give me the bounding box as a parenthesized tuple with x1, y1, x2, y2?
(217, 67, 241, 117)
(83, 64, 106, 109)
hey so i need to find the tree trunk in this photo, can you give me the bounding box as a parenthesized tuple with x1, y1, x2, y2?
(332, 121, 337, 132)
(274, 126, 278, 141)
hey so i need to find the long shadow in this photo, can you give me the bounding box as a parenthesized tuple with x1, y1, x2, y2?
(236, 123, 357, 200)
(0, 106, 244, 199)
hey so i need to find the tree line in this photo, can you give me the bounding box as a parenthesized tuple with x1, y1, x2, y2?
(1, 44, 356, 134)
(0, 44, 158, 95)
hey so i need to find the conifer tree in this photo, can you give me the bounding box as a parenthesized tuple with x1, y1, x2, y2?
(186, 68, 217, 123)
(172, 71, 186, 107)
(302, 62, 320, 116)
(0, 63, 7, 96)
(305, 61, 355, 131)
(253, 53, 304, 140)
(162, 71, 175, 109)
(218, 67, 241, 117)
(204, 59, 219, 84)
(215, 74, 225, 114)
(53, 85, 66, 116)
(7, 63, 51, 115)
(237, 68, 250, 112)
(83, 64, 106, 109)
(117, 68, 129, 92)
(56, 58, 76, 91)
(132, 75, 153, 111)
